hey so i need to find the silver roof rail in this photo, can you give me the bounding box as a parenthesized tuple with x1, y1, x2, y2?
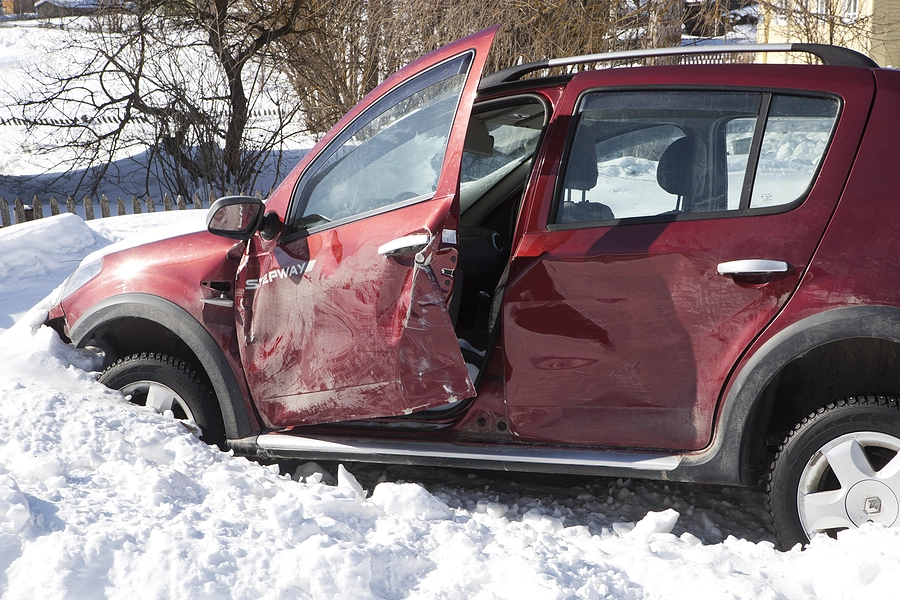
(480, 43, 879, 87)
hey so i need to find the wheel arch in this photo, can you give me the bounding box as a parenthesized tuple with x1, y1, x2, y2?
(69, 293, 253, 439)
(675, 305, 900, 485)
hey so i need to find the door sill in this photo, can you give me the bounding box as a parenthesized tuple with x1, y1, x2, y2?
(234, 433, 682, 476)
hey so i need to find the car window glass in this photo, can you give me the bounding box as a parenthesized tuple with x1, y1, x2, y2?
(459, 100, 546, 210)
(557, 91, 762, 224)
(554, 91, 839, 226)
(560, 124, 686, 222)
(292, 53, 473, 229)
(750, 95, 839, 208)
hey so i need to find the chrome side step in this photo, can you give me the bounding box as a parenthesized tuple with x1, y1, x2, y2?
(250, 433, 682, 473)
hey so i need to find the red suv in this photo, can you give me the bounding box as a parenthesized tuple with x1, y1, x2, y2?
(46, 28, 900, 548)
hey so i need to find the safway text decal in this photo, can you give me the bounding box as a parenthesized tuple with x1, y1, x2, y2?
(246, 260, 315, 290)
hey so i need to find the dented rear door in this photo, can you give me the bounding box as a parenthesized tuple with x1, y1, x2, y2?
(236, 29, 496, 427)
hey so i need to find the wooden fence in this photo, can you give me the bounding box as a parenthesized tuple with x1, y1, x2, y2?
(0, 191, 263, 228)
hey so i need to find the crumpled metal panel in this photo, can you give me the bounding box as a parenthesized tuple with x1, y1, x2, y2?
(238, 203, 473, 427)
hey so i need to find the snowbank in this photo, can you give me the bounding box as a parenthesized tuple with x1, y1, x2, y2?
(1, 210, 900, 599)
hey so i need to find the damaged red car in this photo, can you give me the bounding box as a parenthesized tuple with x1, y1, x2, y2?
(47, 27, 900, 548)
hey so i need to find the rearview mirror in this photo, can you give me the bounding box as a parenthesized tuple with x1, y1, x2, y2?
(207, 196, 265, 240)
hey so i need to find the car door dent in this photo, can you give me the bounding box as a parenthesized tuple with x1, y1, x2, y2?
(241, 205, 474, 426)
(236, 30, 495, 425)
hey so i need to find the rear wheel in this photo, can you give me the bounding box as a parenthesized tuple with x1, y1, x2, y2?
(768, 396, 900, 548)
(98, 352, 225, 446)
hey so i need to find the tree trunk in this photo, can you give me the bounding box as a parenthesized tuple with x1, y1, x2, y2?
(648, 0, 684, 50)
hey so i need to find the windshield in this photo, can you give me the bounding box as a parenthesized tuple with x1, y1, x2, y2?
(459, 99, 546, 212)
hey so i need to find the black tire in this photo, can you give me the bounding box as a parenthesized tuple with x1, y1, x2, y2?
(767, 396, 900, 549)
(98, 352, 226, 446)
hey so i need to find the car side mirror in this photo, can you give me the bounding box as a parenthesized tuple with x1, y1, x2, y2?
(207, 196, 265, 240)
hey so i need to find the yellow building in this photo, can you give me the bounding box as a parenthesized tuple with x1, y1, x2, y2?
(1, 0, 35, 15)
(760, 0, 900, 66)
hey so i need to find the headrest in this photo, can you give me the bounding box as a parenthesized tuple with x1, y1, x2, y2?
(464, 118, 494, 156)
(564, 125, 598, 192)
(656, 136, 707, 198)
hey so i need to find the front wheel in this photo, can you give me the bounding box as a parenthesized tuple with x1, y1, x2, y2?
(98, 352, 225, 446)
(768, 396, 900, 548)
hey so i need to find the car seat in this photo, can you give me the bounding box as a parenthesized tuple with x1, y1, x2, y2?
(656, 136, 708, 212)
(559, 125, 614, 222)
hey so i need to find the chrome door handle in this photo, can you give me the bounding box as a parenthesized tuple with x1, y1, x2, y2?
(377, 234, 430, 256)
(717, 259, 790, 276)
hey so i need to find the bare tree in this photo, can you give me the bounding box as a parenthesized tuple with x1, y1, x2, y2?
(279, 0, 651, 136)
(648, 0, 686, 50)
(758, 0, 894, 62)
(17, 0, 317, 198)
(15, 0, 760, 198)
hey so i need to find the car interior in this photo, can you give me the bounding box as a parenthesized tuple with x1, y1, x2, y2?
(445, 96, 548, 389)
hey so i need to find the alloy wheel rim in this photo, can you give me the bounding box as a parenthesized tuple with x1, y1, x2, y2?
(119, 380, 196, 423)
(798, 431, 900, 539)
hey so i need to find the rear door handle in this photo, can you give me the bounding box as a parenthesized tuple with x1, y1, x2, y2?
(717, 259, 790, 275)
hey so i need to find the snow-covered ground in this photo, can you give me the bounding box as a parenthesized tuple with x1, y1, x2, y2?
(3, 210, 900, 600)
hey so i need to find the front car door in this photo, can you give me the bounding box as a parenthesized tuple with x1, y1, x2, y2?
(502, 66, 874, 450)
(236, 28, 497, 428)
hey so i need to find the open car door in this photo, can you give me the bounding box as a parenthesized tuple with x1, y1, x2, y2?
(236, 28, 497, 428)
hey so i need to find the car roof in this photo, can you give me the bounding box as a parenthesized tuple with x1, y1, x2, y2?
(480, 43, 879, 90)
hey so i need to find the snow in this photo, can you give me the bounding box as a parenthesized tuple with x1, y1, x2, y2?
(2, 16, 900, 600)
(2, 202, 900, 600)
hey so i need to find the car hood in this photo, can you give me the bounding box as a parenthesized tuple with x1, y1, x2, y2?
(81, 217, 208, 267)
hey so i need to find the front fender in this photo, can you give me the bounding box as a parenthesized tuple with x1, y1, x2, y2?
(70, 293, 254, 439)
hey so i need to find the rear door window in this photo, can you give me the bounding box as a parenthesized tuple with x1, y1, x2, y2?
(554, 90, 840, 226)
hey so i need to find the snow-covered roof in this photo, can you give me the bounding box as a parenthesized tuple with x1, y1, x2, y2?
(34, 0, 103, 8)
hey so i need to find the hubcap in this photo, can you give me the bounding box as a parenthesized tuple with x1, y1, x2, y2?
(798, 432, 900, 538)
(119, 380, 196, 423)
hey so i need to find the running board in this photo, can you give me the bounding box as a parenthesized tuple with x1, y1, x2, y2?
(243, 433, 682, 475)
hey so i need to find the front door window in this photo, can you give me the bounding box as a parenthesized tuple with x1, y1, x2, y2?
(292, 54, 473, 231)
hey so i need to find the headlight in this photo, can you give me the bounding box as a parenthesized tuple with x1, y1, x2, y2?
(56, 259, 102, 304)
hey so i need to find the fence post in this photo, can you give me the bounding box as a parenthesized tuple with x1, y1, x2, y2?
(146, 196, 156, 213)
(32, 196, 43, 220)
(50, 196, 60, 216)
(193, 192, 203, 210)
(0, 198, 9, 227)
(163, 193, 173, 212)
(66, 196, 76, 215)
(131, 196, 141, 214)
(14, 198, 27, 224)
(117, 197, 126, 216)
(100, 194, 110, 218)
(176, 194, 186, 210)
(83, 195, 94, 221)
